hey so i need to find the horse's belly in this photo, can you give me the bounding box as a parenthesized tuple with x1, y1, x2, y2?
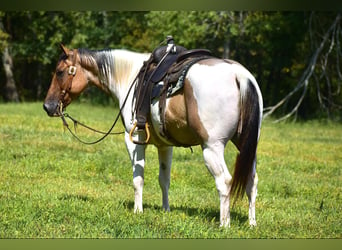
(164, 93, 202, 145)
(150, 92, 202, 146)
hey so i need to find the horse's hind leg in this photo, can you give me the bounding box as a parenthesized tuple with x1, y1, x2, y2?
(246, 159, 258, 226)
(158, 146, 173, 211)
(202, 143, 232, 227)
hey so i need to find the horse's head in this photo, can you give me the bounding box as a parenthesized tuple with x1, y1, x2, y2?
(43, 44, 88, 117)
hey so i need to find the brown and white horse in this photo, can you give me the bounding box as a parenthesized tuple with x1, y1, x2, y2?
(43, 44, 263, 227)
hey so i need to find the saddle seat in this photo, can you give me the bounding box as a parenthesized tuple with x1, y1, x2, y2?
(150, 45, 211, 83)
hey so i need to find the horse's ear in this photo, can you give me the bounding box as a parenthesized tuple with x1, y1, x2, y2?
(59, 43, 69, 55)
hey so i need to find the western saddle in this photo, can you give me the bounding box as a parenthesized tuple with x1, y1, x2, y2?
(130, 36, 212, 144)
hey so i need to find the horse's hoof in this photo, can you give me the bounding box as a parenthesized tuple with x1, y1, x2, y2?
(249, 220, 257, 227)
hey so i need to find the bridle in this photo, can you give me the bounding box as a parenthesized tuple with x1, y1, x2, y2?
(58, 49, 77, 115)
(56, 49, 142, 145)
(58, 49, 125, 145)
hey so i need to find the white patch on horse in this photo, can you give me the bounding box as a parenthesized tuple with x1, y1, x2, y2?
(186, 62, 241, 143)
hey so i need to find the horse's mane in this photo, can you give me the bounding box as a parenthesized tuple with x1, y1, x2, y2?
(78, 48, 149, 89)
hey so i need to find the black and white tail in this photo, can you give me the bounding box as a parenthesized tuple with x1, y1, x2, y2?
(231, 76, 263, 199)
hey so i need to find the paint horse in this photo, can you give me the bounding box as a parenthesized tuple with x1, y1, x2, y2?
(43, 44, 263, 227)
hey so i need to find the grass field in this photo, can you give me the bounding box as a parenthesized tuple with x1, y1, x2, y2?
(0, 102, 341, 238)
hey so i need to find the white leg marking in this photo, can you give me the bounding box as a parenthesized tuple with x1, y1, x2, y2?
(158, 146, 173, 211)
(125, 132, 146, 213)
(202, 143, 232, 227)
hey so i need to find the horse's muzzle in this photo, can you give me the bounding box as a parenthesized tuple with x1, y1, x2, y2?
(43, 101, 60, 117)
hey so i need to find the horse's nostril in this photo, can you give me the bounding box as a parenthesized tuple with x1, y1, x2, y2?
(43, 103, 49, 113)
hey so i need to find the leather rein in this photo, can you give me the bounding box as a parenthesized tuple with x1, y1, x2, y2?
(58, 49, 135, 145)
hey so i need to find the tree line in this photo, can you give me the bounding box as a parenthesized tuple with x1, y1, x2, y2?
(0, 11, 341, 120)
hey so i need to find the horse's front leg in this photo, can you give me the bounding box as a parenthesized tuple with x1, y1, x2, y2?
(125, 132, 146, 213)
(158, 146, 173, 211)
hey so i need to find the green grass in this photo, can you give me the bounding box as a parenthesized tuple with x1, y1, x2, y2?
(0, 102, 341, 238)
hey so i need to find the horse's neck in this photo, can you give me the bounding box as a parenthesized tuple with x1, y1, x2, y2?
(81, 49, 148, 105)
(79, 48, 149, 129)
(109, 50, 149, 104)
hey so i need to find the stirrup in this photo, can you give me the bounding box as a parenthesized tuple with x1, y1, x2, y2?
(129, 122, 150, 145)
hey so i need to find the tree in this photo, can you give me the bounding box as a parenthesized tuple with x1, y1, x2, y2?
(0, 11, 101, 101)
(0, 11, 340, 121)
(145, 11, 233, 56)
(144, 11, 308, 110)
(264, 12, 342, 121)
(0, 11, 151, 102)
(0, 13, 19, 102)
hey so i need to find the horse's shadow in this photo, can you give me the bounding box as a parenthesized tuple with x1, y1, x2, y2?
(122, 201, 248, 225)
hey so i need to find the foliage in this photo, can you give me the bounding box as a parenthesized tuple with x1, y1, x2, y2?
(0, 103, 341, 238)
(0, 12, 9, 51)
(0, 11, 341, 119)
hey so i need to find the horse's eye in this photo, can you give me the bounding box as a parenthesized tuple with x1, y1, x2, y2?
(56, 70, 64, 78)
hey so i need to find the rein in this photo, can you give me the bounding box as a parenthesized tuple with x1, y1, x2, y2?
(60, 111, 124, 145)
(63, 112, 124, 136)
